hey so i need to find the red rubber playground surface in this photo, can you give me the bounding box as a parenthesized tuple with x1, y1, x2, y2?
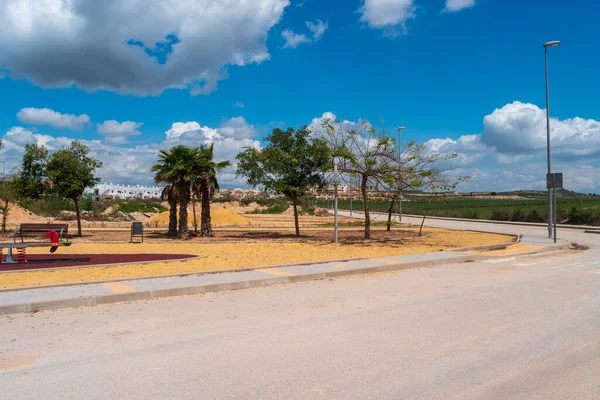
(0, 254, 197, 272)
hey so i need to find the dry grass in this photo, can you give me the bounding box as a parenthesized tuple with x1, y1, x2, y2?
(1, 227, 514, 289)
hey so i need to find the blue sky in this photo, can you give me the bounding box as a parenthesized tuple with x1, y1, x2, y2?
(0, 0, 598, 192)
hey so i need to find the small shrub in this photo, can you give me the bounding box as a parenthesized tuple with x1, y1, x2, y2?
(490, 209, 510, 221)
(525, 209, 545, 223)
(509, 209, 526, 222)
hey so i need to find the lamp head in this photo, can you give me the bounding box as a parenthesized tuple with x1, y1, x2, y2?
(544, 41, 561, 48)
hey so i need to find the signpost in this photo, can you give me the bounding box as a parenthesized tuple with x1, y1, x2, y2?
(546, 173, 563, 243)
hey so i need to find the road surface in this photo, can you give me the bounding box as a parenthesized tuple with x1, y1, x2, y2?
(0, 219, 598, 399)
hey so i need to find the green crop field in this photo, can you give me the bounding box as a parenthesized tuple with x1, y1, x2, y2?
(314, 196, 600, 226)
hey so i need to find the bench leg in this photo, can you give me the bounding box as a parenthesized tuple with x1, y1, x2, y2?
(5, 248, 17, 264)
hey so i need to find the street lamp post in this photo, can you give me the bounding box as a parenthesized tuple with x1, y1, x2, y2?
(397, 126, 406, 223)
(544, 40, 561, 239)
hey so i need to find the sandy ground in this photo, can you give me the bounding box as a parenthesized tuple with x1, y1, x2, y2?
(0, 227, 513, 289)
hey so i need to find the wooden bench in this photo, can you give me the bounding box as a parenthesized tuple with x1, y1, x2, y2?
(14, 223, 69, 243)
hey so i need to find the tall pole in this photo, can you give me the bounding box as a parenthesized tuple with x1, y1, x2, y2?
(397, 126, 406, 223)
(543, 41, 560, 238)
(545, 46, 552, 238)
(553, 187, 557, 243)
(334, 161, 339, 243)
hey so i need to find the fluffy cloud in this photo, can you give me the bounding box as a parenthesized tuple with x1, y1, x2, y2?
(97, 120, 143, 145)
(282, 19, 328, 49)
(2, 116, 261, 186)
(0, 0, 290, 96)
(310, 106, 600, 193)
(306, 20, 328, 41)
(482, 101, 600, 161)
(358, 0, 416, 36)
(17, 107, 90, 131)
(282, 30, 311, 49)
(444, 0, 476, 12)
(3, 103, 599, 192)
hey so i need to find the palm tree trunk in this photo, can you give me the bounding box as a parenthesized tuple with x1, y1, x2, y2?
(200, 178, 213, 237)
(192, 198, 198, 233)
(178, 195, 189, 240)
(168, 198, 178, 237)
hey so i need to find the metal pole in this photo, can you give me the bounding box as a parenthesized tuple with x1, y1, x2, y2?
(334, 162, 339, 243)
(545, 46, 553, 238)
(553, 188, 558, 243)
(397, 127, 406, 223)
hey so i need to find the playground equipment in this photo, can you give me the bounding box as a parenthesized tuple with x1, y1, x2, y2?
(1, 223, 72, 264)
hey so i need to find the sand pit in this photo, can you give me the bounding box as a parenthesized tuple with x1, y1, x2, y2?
(0, 227, 514, 289)
(149, 208, 250, 227)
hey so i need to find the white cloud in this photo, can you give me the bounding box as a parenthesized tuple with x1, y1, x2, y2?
(282, 19, 327, 49)
(310, 107, 600, 193)
(17, 107, 90, 131)
(2, 115, 262, 187)
(97, 120, 143, 145)
(282, 30, 311, 49)
(218, 117, 258, 139)
(482, 101, 600, 161)
(0, 0, 290, 96)
(444, 0, 476, 13)
(3, 104, 599, 192)
(234, 101, 245, 109)
(306, 20, 328, 41)
(358, 0, 416, 36)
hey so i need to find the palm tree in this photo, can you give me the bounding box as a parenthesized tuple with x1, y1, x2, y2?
(151, 146, 197, 239)
(160, 185, 178, 237)
(192, 144, 231, 237)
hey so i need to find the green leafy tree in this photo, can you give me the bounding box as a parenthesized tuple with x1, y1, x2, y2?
(192, 144, 231, 237)
(236, 127, 331, 236)
(46, 141, 102, 236)
(320, 118, 396, 239)
(14, 144, 49, 200)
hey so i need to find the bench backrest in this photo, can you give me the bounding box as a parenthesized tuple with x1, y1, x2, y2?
(19, 223, 69, 233)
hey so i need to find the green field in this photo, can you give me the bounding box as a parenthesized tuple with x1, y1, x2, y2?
(315, 197, 600, 226)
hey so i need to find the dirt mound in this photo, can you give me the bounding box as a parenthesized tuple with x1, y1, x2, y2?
(148, 208, 250, 227)
(282, 205, 331, 217)
(2, 203, 47, 226)
(212, 201, 266, 213)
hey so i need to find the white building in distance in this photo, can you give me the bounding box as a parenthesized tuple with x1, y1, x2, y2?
(86, 183, 163, 199)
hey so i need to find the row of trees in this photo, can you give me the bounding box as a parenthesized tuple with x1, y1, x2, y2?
(3, 116, 459, 242)
(235, 119, 463, 239)
(3, 141, 102, 236)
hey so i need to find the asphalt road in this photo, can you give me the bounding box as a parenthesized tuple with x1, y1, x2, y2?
(1, 220, 598, 399)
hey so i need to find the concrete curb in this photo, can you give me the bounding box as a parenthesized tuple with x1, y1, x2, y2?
(0, 256, 371, 293)
(0, 242, 569, 316)
(3, 256, 478, 315)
